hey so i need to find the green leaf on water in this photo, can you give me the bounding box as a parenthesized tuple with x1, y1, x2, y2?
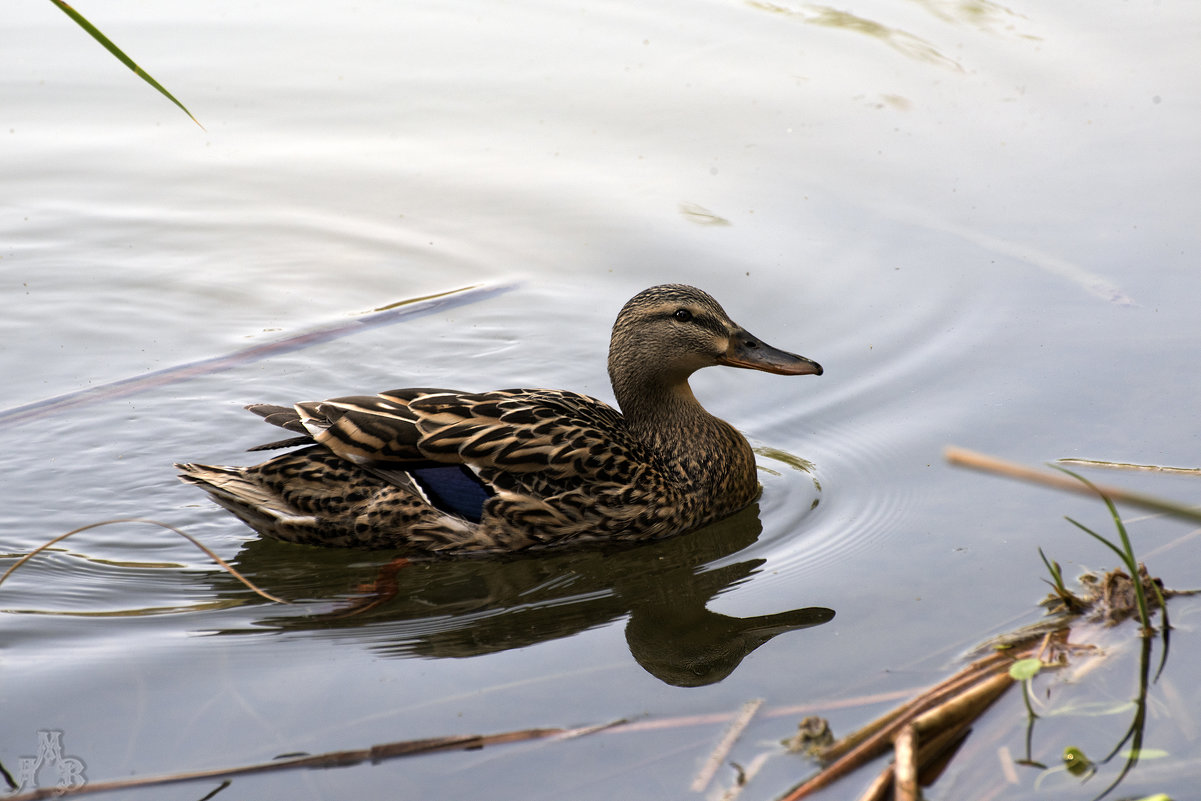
(1062, 745, 1093, 776)
(1008, 657, 1043, 681)
(48, 0, 202, 128)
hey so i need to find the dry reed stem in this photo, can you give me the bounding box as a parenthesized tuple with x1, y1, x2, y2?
(894, 724, 920, 801)
(911, 671, 1014, 737)
(856, 671, 1014, 801)
(1056, 458, 1201, 476)
(779, 649, 1030, 801)
(818, 650, 1009, 764)
(855, 762, 895, 801)
(945, 446, 1201, 523)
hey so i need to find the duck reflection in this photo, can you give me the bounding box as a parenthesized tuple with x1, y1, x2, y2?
(224, 503, 833, 686)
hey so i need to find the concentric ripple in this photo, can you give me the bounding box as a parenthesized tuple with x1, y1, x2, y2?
(746, 428, 915, 582)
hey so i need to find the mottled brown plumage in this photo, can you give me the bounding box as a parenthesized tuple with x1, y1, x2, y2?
(176, 285, 822, 552)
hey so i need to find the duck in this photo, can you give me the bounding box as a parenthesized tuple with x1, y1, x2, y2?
(176, 284, 822, 552)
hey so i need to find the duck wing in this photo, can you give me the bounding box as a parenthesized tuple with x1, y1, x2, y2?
(249, 387, 647, 495)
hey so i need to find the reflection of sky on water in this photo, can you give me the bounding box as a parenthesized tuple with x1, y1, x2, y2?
(3, 1, 1199, 798)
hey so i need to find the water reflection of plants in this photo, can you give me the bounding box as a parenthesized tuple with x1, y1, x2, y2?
(1006, 469, 1180, 801)
(1009, 581, 1164, 800)
(779, 451, 1196, 801)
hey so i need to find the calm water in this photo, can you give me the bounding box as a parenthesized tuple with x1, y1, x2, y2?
(3, 1, 1200, 799)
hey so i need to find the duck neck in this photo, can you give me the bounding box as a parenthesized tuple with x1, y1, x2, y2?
(617, 377, 710, 443)
(612, 371, 757, 500)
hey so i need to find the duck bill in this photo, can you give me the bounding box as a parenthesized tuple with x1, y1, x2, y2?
(719, 330, 823, 376)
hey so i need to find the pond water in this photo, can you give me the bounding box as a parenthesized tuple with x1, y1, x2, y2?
(3, 1, 1199, 799)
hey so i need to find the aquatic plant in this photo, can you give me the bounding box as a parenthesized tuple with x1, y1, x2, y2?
(1057, 467, 1170, 636)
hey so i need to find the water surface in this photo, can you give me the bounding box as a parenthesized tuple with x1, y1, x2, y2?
(3, 1, 1199, 799)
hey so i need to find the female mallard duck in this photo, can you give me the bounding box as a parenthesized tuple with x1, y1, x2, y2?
(177, 285, 822, 552)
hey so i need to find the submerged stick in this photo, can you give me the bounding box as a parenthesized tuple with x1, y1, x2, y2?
(0, 721, 620, 801)
(945, 447, 1201, 524)
(691, 698, 764, 792)
(0, 282, 520, 426)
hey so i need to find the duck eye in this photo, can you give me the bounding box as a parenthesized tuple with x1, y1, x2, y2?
(673, 308, 693, 323)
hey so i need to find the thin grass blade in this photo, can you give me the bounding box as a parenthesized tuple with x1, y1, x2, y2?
(1038, 547, 1067, 595)
(1058, 468, 1154, 631)
(48, 0, 202, 127)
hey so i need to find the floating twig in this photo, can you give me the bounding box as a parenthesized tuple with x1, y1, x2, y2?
(0, 518, 287, 605)
(1, 721, 622, 801)
(1056, 458, 1201, 476)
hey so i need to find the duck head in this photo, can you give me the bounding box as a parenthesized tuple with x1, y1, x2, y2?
(607, 284, 821, 415)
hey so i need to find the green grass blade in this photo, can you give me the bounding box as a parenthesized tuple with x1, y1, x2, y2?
(48, 0, 202, 128)
(1038, 547, 1067, 595)
(1059, 468, 1154, 632)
